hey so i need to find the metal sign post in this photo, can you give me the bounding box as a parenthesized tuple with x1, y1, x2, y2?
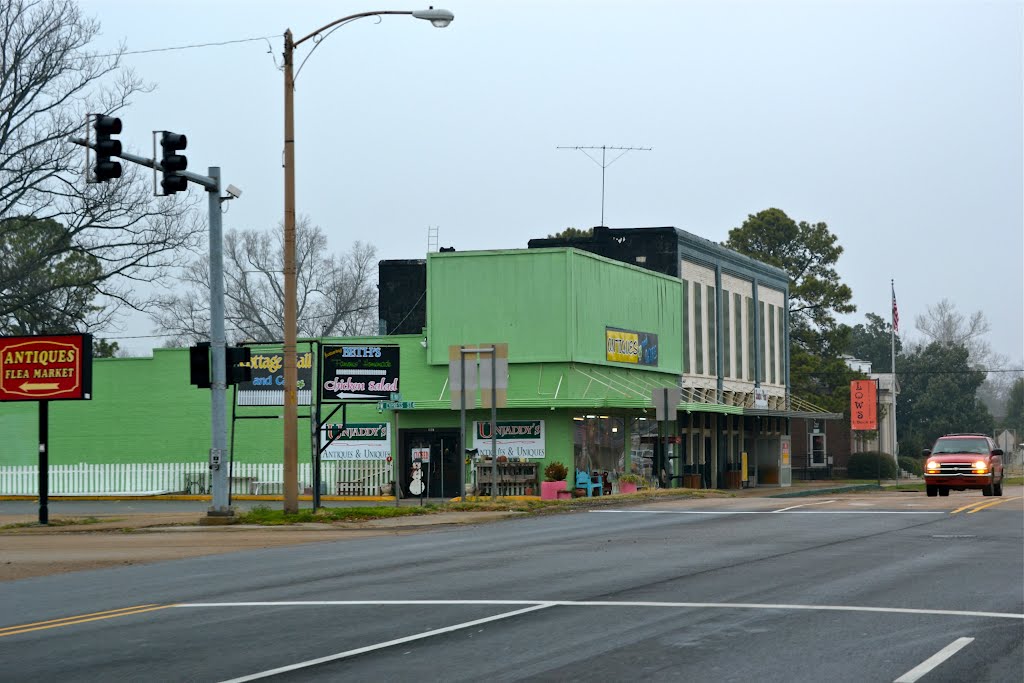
(450, 344, 508, 501)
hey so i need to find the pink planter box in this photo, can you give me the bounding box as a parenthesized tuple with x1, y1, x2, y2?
(618, 483, 638, 494)
(540, 480, 566, 500)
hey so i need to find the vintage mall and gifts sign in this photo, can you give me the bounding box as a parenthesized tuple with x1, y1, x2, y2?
(0, 334, 92, 401)
(235, 351, 314, 406)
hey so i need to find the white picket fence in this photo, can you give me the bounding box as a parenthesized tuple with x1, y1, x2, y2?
(0, 461, 392, 497)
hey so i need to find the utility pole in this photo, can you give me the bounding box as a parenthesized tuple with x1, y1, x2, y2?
(557, 145, 651, 226)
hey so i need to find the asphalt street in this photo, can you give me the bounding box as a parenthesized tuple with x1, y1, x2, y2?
(1, 491, 1021, 682)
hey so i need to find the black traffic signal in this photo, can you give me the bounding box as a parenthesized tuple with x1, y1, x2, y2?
(189, 342, 211, 388)
(226, 345, 252, 385)
(160, 131, 188, 194)
(93, 115, 122, 182)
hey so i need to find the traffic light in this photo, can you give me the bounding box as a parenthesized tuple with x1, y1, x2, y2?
(189, 342, 211, 388)
(93, 115, 122, 182)
(226, 345, 252, 385)
(159, 131, 188, 194)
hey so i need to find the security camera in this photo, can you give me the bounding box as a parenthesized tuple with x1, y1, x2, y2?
(225, 184, 242, 199)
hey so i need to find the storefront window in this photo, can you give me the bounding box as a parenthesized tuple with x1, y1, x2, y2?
(629, 417, 658, 480)
(573, 415, 626, 477)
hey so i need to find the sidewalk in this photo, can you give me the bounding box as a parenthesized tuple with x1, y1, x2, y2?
(0, 480, 910, 531)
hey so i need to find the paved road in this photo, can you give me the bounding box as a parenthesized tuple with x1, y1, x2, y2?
(1, 490, 1021, 682)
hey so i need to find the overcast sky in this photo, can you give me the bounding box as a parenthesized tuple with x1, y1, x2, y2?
(79, 0, 1023, 365)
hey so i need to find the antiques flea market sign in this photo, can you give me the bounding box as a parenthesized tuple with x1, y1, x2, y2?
(0, 334, 92, 401)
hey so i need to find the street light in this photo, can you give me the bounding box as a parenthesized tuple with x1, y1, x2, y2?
(282, 7, 454, 514)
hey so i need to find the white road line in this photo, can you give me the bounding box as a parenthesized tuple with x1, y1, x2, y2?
(216, 602, 556, 683)
(893, 637, 974, 683)
(773, 499, 836, 512)
(174, 600, 1024, 621)
(587, 509, 944, 515)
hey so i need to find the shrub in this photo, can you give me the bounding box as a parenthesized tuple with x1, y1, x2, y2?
(618, 474, 644, 484)
(543, 461, 568, 481)
(847, 451, 897, 479)
(898, 455, 923, 476)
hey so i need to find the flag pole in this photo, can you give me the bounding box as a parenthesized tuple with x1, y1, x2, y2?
(891, 279, 899, 483)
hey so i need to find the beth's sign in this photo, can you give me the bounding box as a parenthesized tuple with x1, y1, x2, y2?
(0, 334, 92, 401)
(320, 344, 400, 402)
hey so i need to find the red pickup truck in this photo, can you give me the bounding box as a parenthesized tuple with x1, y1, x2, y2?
(922, 433, 1004, 497)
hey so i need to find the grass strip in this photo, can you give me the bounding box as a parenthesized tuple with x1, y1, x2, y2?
(233, 489, 723, 525)
(0, 516, 108, 530)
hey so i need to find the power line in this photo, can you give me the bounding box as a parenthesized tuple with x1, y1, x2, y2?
(98, 35, 277, 58)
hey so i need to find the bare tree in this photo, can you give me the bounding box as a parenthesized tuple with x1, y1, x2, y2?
(0, 0, 202, 335)
(150, 217, 379, 345)
(914, 298, 1021, 418)
(914, 299, 993, 363)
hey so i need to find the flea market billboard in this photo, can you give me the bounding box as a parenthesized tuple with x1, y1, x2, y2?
(0, 334, 92, 402)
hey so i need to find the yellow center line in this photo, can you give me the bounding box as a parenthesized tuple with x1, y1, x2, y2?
(0, 604, 174, 638)
(966, 497, 1021, 514)
(950, 499, 992, 514)
(0, 604, 159, 634)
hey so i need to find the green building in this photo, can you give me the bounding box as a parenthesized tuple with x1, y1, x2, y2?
(0, 227, 839, 497)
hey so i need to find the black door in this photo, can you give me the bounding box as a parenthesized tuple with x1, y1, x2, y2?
(399, 429, 461, 499)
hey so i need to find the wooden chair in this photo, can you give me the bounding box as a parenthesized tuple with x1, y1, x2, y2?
(575, 469, 602, 497)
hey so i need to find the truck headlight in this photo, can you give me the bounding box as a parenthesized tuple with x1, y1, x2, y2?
(973, 460, 988, 474)
(926, 460, 940, 473)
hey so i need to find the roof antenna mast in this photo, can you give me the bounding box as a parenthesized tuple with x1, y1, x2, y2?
(557, 145, 652, 226)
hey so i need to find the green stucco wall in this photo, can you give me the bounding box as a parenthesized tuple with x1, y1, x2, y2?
(426, 248, 681, 373)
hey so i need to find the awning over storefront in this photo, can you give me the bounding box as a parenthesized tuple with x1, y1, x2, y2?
(407, 362, 841, 419)
(743, 393, 844, 421)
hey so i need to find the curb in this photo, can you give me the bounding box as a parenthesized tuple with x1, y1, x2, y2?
(768, 484, 880, 498)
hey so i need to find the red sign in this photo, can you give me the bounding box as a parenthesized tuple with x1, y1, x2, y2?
(850, 380, 877, 431)
(0, 334, 92, 401)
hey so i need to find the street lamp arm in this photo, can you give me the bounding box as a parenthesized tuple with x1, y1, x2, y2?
(293, 10, 413, 48)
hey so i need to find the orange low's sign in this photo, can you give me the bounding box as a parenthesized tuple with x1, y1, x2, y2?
(0, 334, 92, 401)
(850, 380, 877, 430)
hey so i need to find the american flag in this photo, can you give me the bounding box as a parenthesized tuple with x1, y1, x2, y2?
(891, 283, 899, 334)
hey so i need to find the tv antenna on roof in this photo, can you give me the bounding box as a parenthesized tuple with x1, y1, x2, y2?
(557, 145, 652, 226)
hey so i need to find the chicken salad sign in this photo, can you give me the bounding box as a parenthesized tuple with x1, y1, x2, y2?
(320, 344, 400, 402)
